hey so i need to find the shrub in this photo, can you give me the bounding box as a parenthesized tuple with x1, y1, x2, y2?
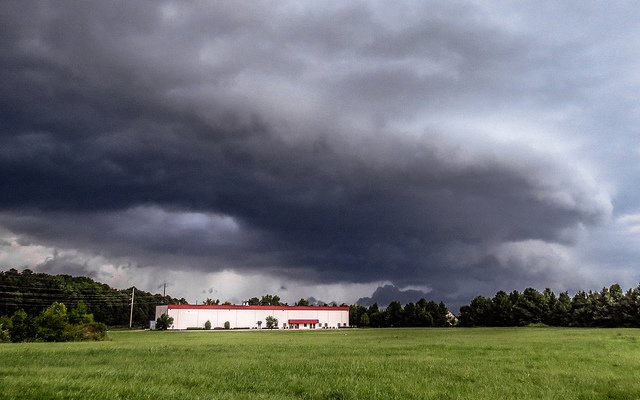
(0, 327, 9, 343)
(204, 320, 211, 330)
(10, 310, 35, 342)
(68, 302, 93, 324)
(156, 313, 174, 330)
(265, 315, 278, 329)
(80, 322, 107, 341)
(3, 304, 106, 343)
(64, 322, 108, 341)
(0, 316, 10, 342)
(35, 302, 68, 342)
(224, 321, 230, 330)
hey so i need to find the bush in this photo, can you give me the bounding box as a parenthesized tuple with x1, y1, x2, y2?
(35, 302, 68, 342)
(2, 304, 107, 343)
(11, 310, 36, 342)
(156, 313, 174, 330)
(265, 315, 278, 329)
(0, 316, 10, 342)
(81, 322, 108, 341)
(68, 302, 95, 325)
(224, 321, 230, 330)
(64, 322, 108, 341)
(204, 320, 211, 330)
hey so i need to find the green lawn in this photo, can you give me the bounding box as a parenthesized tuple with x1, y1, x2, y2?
(1, 328, 639, 399)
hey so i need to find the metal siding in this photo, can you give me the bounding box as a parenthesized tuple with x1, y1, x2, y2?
(164, 306, 349, 330)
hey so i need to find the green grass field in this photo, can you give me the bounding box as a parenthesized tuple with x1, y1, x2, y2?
(1, 328, 639, 399)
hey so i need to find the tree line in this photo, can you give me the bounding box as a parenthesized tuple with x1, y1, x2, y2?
(349, 300, 454, 327)
(4, 269, 640, 330)
(0, 269, 185, 327)
(458, 284, 640, 327)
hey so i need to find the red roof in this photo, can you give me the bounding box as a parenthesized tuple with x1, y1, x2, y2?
(167, 304, 349, 311)
(288, 319, 319, 324)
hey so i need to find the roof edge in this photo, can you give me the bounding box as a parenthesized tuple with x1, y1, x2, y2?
(166, 304, 350, 311)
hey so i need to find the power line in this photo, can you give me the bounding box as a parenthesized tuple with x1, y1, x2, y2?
(0, 290, 165, 298)
(0, 283, 144, 292)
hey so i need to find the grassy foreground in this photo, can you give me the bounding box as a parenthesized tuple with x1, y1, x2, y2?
(1, 328, 639, 399)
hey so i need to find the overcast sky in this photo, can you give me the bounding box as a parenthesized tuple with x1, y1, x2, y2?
(2, 1, 640, 311)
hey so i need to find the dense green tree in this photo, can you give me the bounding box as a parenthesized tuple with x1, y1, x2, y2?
(35, 302, 68, 342)
(548, 292, 572, 326)
(542, 288, 558, 325)
(512, 288, 547, 326)
(0, 315, 11, 342)
(156, 313, 174, 330)
(432, 302, 450, 327)
(260, 294, 282, 306)
(402, 302, 417, 327)
(68, 301, 93, 324)
(348, 298, 451, 328)
(9, 310, 34, 342)
(571, 291, 594, 327)
(491, 291, 513, 326)
(593, 284, 624, 327)
(622, 285, 640, 327)
(459, 296, 493, 327)
(265, 315, 278, 329)
(247, 297, 260, 305)
(415, 299, 435, 327)
(349, 304, 367, 326)
(295, 298, 310, 306)
(367, 304, 384, 327)
(0, 270, 182, 327)
(457, 284, 640, 328)
(385, 301, 403, 327)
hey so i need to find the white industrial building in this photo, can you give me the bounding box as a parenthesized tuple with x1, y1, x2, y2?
(155, 304, 350, 330)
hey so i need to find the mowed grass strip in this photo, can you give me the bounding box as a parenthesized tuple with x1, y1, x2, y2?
(1, 328, 639, 399)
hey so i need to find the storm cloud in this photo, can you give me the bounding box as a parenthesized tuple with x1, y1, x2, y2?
(2, 1, 638, 307)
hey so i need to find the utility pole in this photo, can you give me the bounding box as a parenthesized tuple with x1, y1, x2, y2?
(163, 282, 166, 297)
(129, 287, 135, 329)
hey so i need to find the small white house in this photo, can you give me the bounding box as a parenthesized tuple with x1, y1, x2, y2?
(155, 304, 350, 330)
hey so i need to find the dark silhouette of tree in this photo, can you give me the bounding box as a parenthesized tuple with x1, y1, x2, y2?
(247, 297, 260, 305)
(156, 313, 174, 330)
(295, 298, 310, 306)
(265, 315, 278, 329)
(259, 294, 282, 306)
(456, 283, 640, 328)
(0, 269, 182, 327)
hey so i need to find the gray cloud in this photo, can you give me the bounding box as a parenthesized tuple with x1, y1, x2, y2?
(2, 1, 636, 306)
(36, 253, 98, 279)
(357, 285, 431, 307)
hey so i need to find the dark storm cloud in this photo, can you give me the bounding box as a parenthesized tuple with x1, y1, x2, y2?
(36, 253, 98, 278)
(0, 2, 614, 303)
(357, 285, 431, 307)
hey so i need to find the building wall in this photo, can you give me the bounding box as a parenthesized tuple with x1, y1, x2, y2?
(155, 305, 168, 321)
(158, 305, 350, 330)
